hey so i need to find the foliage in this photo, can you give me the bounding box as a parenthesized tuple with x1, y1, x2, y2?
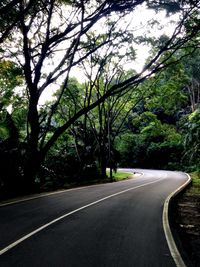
(190, 172, 200, 186)
(0, 0, 200, 196)
(116, 48, 200, 171)
(116, 122, 184, 170)
(184, 108, 200, 171)
(106, 170, 131, 182)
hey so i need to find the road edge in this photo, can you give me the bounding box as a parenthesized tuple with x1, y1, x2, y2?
(162, 173, 192, 267)
(0, 170, 141, 207)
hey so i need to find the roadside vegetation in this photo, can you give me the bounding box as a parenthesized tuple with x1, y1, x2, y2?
(106, 171, 133, 182)
(174, 172, 200, 266)
(191, 172, 200, 186)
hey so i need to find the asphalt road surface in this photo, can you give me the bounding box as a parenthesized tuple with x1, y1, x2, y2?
(0, 169, 189, 267)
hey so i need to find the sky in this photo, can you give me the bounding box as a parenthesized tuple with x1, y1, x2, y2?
(70, 4, 179, 77)
(39, 3, 179, 104)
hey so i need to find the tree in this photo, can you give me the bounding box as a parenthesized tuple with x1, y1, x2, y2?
(183, 108, 200, 171)
(1, 0, 200, 192)
(116, 108, 183, 169)
(116, 40, 200, 171)
(0, 60, 26, 198)
(75, 35, 138, 179)
(181, 49, 200, 112)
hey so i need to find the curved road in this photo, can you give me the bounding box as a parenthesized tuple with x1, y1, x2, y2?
(0, 169, 189, 267)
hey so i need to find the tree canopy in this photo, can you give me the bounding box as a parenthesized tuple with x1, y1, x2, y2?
(0, 0, 200, 197)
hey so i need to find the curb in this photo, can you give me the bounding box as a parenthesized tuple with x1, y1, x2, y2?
(162, 173, 192, 267)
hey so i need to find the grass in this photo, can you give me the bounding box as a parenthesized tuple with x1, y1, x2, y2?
(190, 171, 200, 185)
(106, 170, 133, 181)
(186, 171, 200, 196)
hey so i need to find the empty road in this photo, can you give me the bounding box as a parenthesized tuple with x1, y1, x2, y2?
(0, 169, 189, 267)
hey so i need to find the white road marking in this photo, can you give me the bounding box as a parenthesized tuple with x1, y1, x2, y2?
(162, 173, 191, 267)
(0, 177, 161, 256)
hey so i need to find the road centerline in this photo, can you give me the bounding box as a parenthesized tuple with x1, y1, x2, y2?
(0, 177, 163, 256)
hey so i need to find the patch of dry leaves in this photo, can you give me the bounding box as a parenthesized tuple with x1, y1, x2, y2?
(174, 183, 200, 266)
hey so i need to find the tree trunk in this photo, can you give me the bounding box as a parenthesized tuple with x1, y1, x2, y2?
(22, 149, 44, 193)
(22, 84, 41, 192)
(100, 158, 107, 179)
(109, 167, 113, 181)
(99, 146, 107, 179)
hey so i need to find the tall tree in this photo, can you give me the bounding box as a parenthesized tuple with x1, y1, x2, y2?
(1, 0, 200, 192)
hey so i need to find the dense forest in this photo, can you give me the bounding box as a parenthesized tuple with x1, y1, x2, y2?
(0, 0, 200, 199)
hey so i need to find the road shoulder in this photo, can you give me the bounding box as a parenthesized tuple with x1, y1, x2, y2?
(172, 174, 200, 267)
(163, 173, 191, 267)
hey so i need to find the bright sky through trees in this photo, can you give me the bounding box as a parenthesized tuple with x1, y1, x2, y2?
(39, 3, 179, 104)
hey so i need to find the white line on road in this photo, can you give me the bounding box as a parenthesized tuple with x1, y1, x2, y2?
(0, 177, 160, 256)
